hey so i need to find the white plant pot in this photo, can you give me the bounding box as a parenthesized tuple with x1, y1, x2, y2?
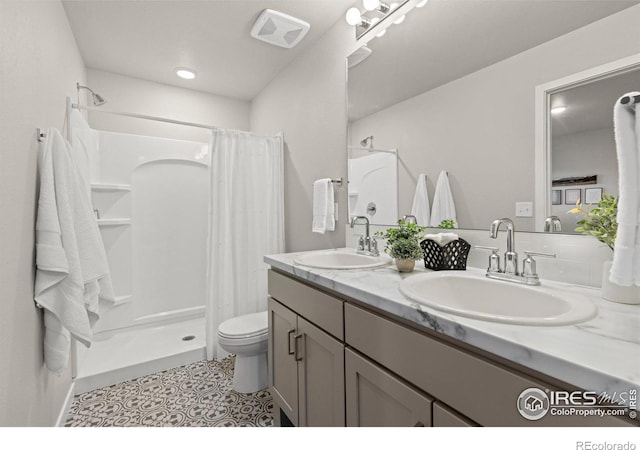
(601, 260, 640, 305)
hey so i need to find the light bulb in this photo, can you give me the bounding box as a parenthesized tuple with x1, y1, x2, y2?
(363, 0, 380, 11)
(377, 28, 387, 37)
(394, 14, 405, 24)
(551, 106, 567, 115)
(346, 7, 362, 26)
(415, 0, 429, 7)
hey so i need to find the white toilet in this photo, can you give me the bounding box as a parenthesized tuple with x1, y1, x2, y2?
(217, 311, 268, 394)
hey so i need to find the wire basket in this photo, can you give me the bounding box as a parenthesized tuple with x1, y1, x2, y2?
(420, 238, 471, 271)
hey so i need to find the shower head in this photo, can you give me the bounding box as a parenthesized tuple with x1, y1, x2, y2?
(360, 135, 374, 148)
(77, 82, 107, 106)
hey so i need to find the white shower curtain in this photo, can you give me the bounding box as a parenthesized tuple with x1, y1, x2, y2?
(205, 129, 285, 359)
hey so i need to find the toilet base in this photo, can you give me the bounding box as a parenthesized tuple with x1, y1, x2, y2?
(232, 352, 268, 393)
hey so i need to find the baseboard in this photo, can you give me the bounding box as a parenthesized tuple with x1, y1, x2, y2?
(55, 381, 76, 427)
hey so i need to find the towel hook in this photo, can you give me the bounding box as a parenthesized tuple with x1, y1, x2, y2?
(36, 128, 46, 142)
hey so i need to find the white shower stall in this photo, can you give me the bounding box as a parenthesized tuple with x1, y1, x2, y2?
(71, 113, 210, 392)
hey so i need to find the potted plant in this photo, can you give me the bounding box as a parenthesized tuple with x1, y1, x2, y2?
(569, 194, 639, 304)
(375, 220, 426, 272)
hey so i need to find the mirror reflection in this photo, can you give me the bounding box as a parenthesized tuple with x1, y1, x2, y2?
(549, 68, 639, 233)
(346, 0, 638, 232)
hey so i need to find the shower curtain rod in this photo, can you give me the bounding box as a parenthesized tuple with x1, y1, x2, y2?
(72, 103, 218, 131)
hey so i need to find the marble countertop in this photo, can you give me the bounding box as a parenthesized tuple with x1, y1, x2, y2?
(265, 248, 640, 397)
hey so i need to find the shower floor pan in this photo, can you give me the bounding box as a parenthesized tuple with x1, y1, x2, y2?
(74, 317, 206, 394)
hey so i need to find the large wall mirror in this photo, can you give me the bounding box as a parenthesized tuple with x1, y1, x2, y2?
(346, 0, 639, 233)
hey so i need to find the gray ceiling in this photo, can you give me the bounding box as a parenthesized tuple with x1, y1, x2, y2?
(62, 0, 355, 101)
(348, 0, 639, 121)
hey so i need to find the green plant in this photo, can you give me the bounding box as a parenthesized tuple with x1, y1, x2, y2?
(567, 193, 618, 251)
(375, 220, 426, 260)
(438, 219, 456, 229)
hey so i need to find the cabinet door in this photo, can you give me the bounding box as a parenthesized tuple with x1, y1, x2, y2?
(268, 297, 299, 426)
(345, 348, 432, 427)
(297, 317, 345, 427)
(433, 402, 477, 427)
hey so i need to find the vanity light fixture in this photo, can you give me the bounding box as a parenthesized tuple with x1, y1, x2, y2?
(346, 0, 420, 40)
(175, 67, 197, 80)
(363, 0, 391, 13)
(551, 106, 567, 115)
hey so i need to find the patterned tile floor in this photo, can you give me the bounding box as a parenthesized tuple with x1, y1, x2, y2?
(65, 356, 274, 427)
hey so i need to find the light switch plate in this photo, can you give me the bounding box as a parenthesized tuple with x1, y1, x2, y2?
(515, 202, 533, 217)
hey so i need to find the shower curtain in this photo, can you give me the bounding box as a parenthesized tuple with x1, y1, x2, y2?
(205, 129, 285, 359)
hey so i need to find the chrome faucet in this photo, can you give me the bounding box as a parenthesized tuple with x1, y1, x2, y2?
(490, 218, 518, 275)
(477, 218, 556, 286)
(350, 216, 379, 256)
(543, 216, 562, 233)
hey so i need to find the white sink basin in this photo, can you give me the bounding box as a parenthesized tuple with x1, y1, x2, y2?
(294, 250, 391, 270)
(399, 271, 597, 326)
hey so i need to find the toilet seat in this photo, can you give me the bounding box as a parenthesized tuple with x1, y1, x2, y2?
(217, 311, 268, 340)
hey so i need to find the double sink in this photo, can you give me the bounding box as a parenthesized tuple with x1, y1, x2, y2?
(293, 249, 597, 327)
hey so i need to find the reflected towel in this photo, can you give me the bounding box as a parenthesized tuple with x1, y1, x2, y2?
(411, 174, 431, 226)
(429, 170, 457, 228)
(312, 178, 335, 234)
(35, 128, 113, 373)
(610, 92, 640, 286)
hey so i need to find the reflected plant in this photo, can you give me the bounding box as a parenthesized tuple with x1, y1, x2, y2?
(438, 219, 456, 229)
(567, 193, 617, 251)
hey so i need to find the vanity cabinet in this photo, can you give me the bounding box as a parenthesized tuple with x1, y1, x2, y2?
(267, 269, 633, 428)
(267, 271, 345, 427)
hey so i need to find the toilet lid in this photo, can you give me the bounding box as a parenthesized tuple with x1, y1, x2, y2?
(218, 311, 268, 339)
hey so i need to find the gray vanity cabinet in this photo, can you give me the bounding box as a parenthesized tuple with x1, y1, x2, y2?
(267, 270, 345, 427)
(345, 348, 432, 427)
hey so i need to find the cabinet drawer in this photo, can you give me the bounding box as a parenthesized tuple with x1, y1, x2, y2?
(268, 270, 343, 340)
(345, 303, 630, 427)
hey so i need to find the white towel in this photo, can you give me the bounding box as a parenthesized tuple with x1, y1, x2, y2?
(411, 174, 431, 226)
(423, 233, 458, 246)
(429, 170, 457, 228)
(610, 93, 640, 287)
(312, 178, 335, 234)
(34, 128, 114, 373)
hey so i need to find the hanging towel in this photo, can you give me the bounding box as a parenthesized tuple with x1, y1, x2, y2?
(429, 170, 457, 228)
(34, 128, 114, 373)
(411, 173, 431, 227)
(610, 92, 640, 287)
(312, 178, 335, 234)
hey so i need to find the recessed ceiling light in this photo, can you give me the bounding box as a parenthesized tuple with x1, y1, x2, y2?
(551, 106, 567, 115)
(175, 67, 197, 80)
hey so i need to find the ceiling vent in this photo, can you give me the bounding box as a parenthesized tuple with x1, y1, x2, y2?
(250, 9, 311, 49)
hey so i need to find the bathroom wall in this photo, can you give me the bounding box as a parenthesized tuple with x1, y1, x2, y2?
(0, 0, 87, 426)
(251, 20, 354, 252)
(349, 4, 640, 231)
(86, 69, 251, 142)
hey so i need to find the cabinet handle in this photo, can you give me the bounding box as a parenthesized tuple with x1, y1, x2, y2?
(294, 333, 304, 362)
(287, 329, 296, 355)
(414, 421, 425, 427)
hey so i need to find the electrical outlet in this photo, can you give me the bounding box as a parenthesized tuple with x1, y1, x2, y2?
(515, 202, 533, 217)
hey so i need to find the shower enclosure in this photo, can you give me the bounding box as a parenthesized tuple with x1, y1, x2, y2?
(71, 112, 210, 392)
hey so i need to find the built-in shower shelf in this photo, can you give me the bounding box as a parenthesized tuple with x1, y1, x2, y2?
(91, 183, 131, 192)
(97, 218, 131, 227)
(103, 295, 132, 306)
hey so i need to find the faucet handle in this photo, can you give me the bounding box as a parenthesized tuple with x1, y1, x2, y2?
(522, 251, 556, 282)
(357, 236, 365, 251)
(475, 246, 501, 273)
(370, 237, 379, 256)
